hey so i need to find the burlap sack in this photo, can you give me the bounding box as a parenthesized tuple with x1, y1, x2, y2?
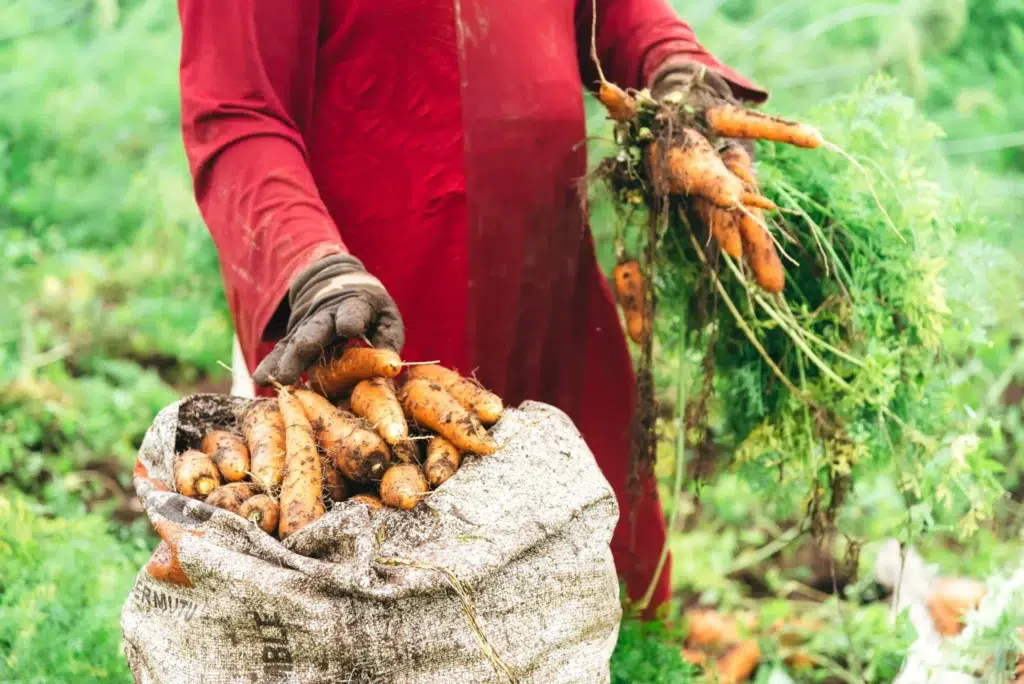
(121, 394, 621, 683)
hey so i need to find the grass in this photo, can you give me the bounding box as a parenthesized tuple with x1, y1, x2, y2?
(1, 0, 1022, 681)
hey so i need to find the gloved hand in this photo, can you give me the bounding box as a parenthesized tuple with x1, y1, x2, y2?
(648, 58, 756, 161)
(253, 254, 404, 386)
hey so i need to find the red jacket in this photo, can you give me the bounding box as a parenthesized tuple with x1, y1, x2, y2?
(178, 0, 765, 614)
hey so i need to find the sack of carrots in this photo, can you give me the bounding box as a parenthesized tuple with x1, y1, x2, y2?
(120, 347, 622, 684)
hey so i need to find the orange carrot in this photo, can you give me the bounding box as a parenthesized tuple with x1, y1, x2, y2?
(598, 81, 636, 122)
(205, 482, 257, 514)
(399, 378, 497, 455)
(686, 610, 741, 650)
(293, 389, 391, 483)
(738, 208, 784, 293)
(309, 347, 402, 398)
(238, 494, 280, 535)
(707, 105, 824, 149)
(380, 464, 429, 510)
(694, 199, 743, 259)
(242, 400, 287, 492)
(719, 142, 756, 185)
(200, 430, 250, 483)
(406, 365, 505, 425)
(714, 639, 760, 683)
(321, 460, 350, 507)
(349, 493, 384, 513)
(350, 377, 408, 444)
(174, 449, 221, 499)
(390, 439, 422, 464)
(612, 260, 651, 345)
(927, 578, 987, 637)
(649, 131, 745, 207)
(424, 436, 462, 488)
(277, 388, 326, 539)
(680, 649, 708, 667)
(741, 192, 778, 212)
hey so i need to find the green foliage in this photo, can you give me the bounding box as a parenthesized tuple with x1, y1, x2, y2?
(0, 493, 148, 682)
(611, 616, 698, 684)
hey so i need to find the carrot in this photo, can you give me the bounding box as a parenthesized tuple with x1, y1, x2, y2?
(680, 649, 708, 667)
(694, 199, 743, 259)
(738, 209, 785, 293)
(321, 460, 350, 506)
(399, 378, 497, 455)
(200, 430, 250, 483)
(349, 493, 384, 513)
(714, 639, 760, 684)
(309, 347, 402, 398)
(293, 389, 391, 483)
(706, 105, 824, 149)
(612, 260, 651, 345)
(391, 439, 422, 464)
(238, 494, 280, 535)
(350, 377, 408, 444)
(927, 577, 987, 637)
(718, 142, 756, 185)
(741, 192, 778, 212)
(242, 400, 287, 492)
(380, 464, 429, 510)
(406, 364, 504, 424)
(276, 388, 326, 539)
(424, 436, 462, 488)
(686, 610, 740, 650)
(174, 449, 221, 499)
(649, 131, 745, 208)
(598, 81, 636, 122)
(205, 482, 257, 514)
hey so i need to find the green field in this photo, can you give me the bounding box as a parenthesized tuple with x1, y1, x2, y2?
(2, 1, 1022, 681)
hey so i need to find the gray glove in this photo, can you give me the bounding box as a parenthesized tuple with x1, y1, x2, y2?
(253, 254, 404, 386)
(649, 58, 756, 160)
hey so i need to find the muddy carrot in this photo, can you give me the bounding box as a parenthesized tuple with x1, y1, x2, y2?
(424, 436, 462, 488)
(649, 130, 745, 207)
(205, 482, 257, 514)
(707, 105, 824, 149)
(598, 81, 637, 122)
(399, 378, 497, 455)
(277, 388, 326, 539)
(406, 364, 504, 424)
(309, 347, 402, 398)
(350, 377, 408, 444)
(239, 494, 280, 535)
(612, 260, 651, 345)
(174, 449, 221, 499)
(200, 430, 250, 483)
(719, 142, 756, 185)
(380, 464, 429, 510)
(242, 400, 287, 492)
(694, 199, 743, 259)
(293, 389, 391, 483)
(738, 208, 784, 293)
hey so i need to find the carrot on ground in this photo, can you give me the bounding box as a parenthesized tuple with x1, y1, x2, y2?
(242, 400, 287, 492)
(612, 260, 651, 345)
(649, 131, 745, 208)
(309, 347, 402, 398)
(738, 208, 785, 293)
(174, 449, 221, 499)
(714, 639, 760, 684)
(694, 199, 743, 259)
(380, 464, 429, 510)
(293, 389, 391, 484)
(927, 577, 987, 637)
(406, 364, 504, 424)
(205, 482, 257, 514)
(424, 436, 462, 488)
(598, 81, 636, 122)
(349, 493, 384, 513)
(718, 142, 756, 185)
(350, 377, 408, 444)
(707, 105, 824, 149)
(239, 494, 280, 535)
(200, 430, 250, 483)
(686, 610, 741, 650)
(277, 388, 326, 539)
(399, 378, 497, 455)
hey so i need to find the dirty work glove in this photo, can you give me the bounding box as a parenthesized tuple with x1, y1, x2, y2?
(252, 254, 404, 387)
(649, 58, 756, 161)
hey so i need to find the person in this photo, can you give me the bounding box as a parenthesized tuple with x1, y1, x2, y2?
(176, 0, 767, 615)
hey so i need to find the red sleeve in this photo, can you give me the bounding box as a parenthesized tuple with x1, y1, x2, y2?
(177, 0, 346, 371)
(576, 0, 768, 103)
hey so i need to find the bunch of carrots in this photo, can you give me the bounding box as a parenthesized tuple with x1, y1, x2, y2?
(597, 79, 824, 344)
(172, 347, 503, 540)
